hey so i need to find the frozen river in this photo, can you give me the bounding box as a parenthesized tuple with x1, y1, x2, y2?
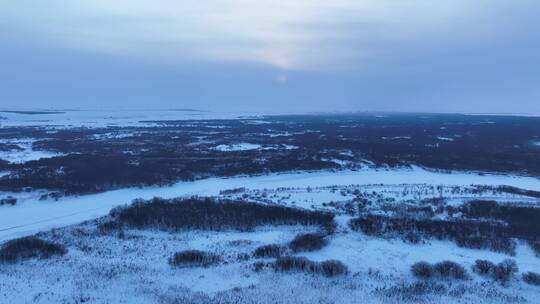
(1, 166, 540, 241)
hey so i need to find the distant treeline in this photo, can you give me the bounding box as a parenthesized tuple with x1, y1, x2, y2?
(2, 113, 540, 194)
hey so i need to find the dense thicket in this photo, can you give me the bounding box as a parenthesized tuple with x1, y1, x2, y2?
(411, 261, 468, 280)
(253, 244, 284, 258)
(461, 200, 540, 240)
(349, 215, 516, 254)
(289, 233, 328, 252)
(273, 256, 348, 277)
(0, 196, 17, 205)
(472, 259, 519, 283)
(522, 272, 540, 286)
(111, 197, 335, 232)
(495, 186, 540, 198)
(0, 236, 67, 263)
(169, 250, 220, 268)
(528, 240, 540, 257)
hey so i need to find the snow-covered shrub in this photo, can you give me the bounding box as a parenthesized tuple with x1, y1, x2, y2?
(112, 197, 334, 232)
(522, 272, 540, 286)
(289, 233, 328, 253)
(253, 244, 284, 258)
(411, 262, 434, 279)
(411, 261, 467, 280)
(0, 196, 17, 206)
(219, 187, 246, 195)
(169, 250, 220, 268)
(491, 259, 518, 283)
(433, 261, 467, 280)
(455, 235, 516, 256)
(528, 240, 540, 257)
(421, 197, 447, 207)
(472, 259, 519, 284)
(405, 205, 435, 218)
(319, 260, 348, 277)
(273, 256, 348, 277)
(496, 186, 540, 199)
(472, 259, 496, 275)
(378, 282, 448, 301)
(227, 239, 254, 246)
(403, 231, 422, 244)
(252, 261, 266, 272)
(236, 253, 250, 261)
(274, 256, 312, 272)
(0, 236, 67, 263)
(97, 220, 123, 234)
(461, 200, 500, 218)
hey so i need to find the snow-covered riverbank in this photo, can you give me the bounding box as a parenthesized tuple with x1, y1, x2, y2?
(1, 166, 540, 241)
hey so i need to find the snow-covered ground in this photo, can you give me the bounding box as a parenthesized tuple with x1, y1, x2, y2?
(214, 143, 299, 152)
(214, 143, 262, 151)
(436, 136, 455, 142)
(1, 213, 538, 303)
(1, 164, 540, 303)
(0, 138, 64, 163)
(225, 184, 539, 211)
(2, 111, 540, 302)
(0, 110, 297, 128)
(1, 166, 540, 242)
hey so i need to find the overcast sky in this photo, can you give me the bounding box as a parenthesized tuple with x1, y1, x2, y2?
(1, 1, 539, 114)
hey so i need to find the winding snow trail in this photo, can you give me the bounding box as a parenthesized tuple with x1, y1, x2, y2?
(1, 167, 540, 241)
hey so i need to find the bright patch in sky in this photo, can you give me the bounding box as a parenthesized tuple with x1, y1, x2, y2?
(1, 0, 536, 71)
(1, 1, 539, 113)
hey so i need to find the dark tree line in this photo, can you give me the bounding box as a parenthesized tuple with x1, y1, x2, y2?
(110, 197, 335, 232)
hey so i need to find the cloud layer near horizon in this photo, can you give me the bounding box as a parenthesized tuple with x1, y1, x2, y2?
(0, 1, 539, 113)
